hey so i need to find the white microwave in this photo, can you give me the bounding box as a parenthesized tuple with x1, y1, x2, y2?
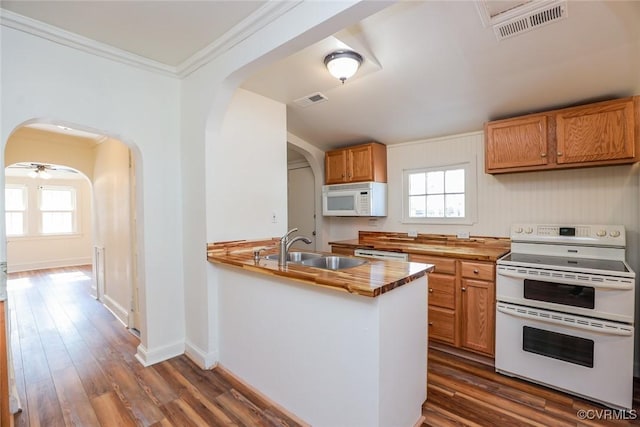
(322, 182, 387, 217)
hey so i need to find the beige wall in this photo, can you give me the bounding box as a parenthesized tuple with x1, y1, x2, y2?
(5, 175, 93, 272)
(92, 138, 133, 326)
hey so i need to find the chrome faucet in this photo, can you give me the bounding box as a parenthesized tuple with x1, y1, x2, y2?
(279, 228, 312, 266)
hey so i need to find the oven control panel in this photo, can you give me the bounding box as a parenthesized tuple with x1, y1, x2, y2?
(510, 224, 625, 246)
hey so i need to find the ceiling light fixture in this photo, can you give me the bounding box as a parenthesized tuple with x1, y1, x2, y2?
(28, 164, 52, 180)
(324, 50, 363, 84)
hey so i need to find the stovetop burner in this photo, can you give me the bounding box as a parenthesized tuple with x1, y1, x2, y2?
(502, 253, 630, 274)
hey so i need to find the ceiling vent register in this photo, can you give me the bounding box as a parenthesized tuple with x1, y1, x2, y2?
(477, 0, 568, 41)
(294, 92, 328, 108)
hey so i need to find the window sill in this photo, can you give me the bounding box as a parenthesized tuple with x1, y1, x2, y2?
(7, 233, 84, 242)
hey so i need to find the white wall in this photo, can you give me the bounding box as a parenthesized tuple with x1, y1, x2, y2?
(207, 88, 287, 241)
(93, 138, 133, 326)
(1, 26, 184, 365)
(326, 132, 639, 260)
(180, 1, 391, 368)
(5, 176, 92, 272)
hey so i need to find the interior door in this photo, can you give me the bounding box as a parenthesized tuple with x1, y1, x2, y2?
(288, 165, 316, 250)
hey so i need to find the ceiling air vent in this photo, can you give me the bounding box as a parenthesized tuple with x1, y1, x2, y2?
(476, 0, 568, 41)
(293, 92, 328, 108)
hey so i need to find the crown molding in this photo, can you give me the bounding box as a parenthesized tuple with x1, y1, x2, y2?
(1, 2, 303, 79)
(0, 9, 178, 77)
(176, 1, 303, 78)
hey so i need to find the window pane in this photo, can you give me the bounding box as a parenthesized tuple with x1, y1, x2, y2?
(6, 212, 24, 236)
(5, 188, 25, 210)
(41, 189, 74, 210)
(445, 169, 465, 193)
(426, 194, 444, 217)
(408, 173, 425, 195)
(426, 171, 444, 194)
(445, 194, 465, 217)
(409, 195, 426, 217)
(42, 212, 73, 234)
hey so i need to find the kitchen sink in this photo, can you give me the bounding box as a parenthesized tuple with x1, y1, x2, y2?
(264, 251, 323, 263)
(301, 256, 367, 270)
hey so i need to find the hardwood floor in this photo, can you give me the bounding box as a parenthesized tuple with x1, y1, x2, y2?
(6, 266, 640, 426)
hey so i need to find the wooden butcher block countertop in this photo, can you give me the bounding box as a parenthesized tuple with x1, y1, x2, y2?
(330, 231, 511, 262)
(207, 238, 433, 298)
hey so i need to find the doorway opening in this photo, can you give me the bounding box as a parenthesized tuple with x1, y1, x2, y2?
(4, 123, 140, 332)
(287, 144, 316, 250)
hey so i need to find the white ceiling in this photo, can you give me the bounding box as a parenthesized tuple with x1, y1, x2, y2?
(2, 1, 639, 154)
(1, 0, 265, 66)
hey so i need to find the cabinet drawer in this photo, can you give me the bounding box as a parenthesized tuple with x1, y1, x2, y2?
(461, 261, 494, 281)
(428, 307, 455, 344)
(410, 254, 456, 275)
(331, 246, 355, 256)
(428, 273, 455, 309)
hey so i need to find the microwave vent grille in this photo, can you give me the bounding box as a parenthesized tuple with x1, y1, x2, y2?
(325, 183, 370, 191)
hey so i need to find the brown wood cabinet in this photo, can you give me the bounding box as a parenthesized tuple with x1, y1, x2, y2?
(485, 96, 638, 174)
(325, 142, 387, 184)
(411, 254, 496, 357)
(460, 261, 495, 356)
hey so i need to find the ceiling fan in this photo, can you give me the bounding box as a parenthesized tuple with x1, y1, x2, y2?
(6, 162, 78, 179)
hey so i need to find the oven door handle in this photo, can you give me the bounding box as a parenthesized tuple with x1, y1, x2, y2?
(497, 269, 634, 291)
(497, 305, 634, 337)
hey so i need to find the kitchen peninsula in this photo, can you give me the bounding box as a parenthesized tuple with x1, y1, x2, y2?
(207, 239, 433, 427)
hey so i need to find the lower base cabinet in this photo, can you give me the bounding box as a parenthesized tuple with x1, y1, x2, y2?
(411, 254, 496, 357)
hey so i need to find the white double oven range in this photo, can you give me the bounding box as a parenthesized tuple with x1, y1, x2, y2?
(496, 224, 636, 410)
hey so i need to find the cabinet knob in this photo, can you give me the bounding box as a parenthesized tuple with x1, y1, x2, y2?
(557, 152, 563, 156)
(429, 288, 433, 293)
(473, 269, 479, 274)
(428, 322, 433, 326)
(462, 287, 467, 292)
(541, 153, 547, 157)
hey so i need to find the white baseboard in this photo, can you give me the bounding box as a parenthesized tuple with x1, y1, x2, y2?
(102, 294, 129, 326)
(7, 257, 92, 273)
(185, 339, 219, 369)
(135, 340, 185, 367)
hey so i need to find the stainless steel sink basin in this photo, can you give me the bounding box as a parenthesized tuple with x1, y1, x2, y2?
(301, 256, 367, 270)
(264, 251, 323, 263)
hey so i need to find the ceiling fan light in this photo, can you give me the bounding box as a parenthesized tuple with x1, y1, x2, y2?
(28, 170, 38, 179)
(324, 50, 363, 83)
(40, 170, 52, 180)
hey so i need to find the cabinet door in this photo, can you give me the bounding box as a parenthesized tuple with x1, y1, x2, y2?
(461, 278, 495, 356)
(556, 99, 635, 164)
(348, 144, 375, 182)
(325, 149, 348, 184)
(485, 115, 549, 171)
(428, 306, 456, 344)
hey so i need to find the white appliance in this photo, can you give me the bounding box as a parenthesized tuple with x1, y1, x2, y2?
(322, 182, 387, 217)
(495, 224, 635, 410)
(354, 248, 409, 261)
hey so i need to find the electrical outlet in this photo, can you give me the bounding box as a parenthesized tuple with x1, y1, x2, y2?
(456, 231, 470, 239)
(408, 230, 418, 238)
(271, 211, 277, 223)
(368, 218, 379, 228)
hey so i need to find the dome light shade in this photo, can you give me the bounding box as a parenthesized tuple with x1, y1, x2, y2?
(324, 50, 363, 84)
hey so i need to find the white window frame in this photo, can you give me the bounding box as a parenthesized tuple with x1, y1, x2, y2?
(402, 162, 477, 225)
(5, 184, 28, 237)
(38, 185, 78, 235)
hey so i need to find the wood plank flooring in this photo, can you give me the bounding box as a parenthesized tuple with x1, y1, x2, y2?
(6, 266, 640, 426)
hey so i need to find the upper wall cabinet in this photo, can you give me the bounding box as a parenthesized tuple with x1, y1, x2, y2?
(485, 97, 638, 174)
(325, 142, 387, 184)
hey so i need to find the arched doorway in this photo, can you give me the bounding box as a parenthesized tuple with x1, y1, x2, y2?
(4, 123, 140, 332)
